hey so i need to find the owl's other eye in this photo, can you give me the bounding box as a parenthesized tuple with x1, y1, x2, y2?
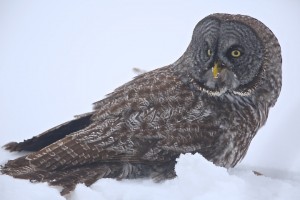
(231, 50, 241, 58)
(207, 49, 212, 56)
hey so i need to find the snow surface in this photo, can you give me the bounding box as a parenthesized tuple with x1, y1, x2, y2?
(1, 0, 300, 199)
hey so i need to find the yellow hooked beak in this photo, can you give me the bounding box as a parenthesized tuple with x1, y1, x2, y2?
(212, 62, 222, 79)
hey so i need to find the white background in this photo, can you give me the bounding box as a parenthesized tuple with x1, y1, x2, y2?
(0, 1, 299, 199)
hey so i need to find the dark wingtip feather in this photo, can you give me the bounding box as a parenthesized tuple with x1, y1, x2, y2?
(2, 113, 94, 153)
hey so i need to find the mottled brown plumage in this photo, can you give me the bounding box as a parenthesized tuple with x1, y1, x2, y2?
(1, 13, 281, 195)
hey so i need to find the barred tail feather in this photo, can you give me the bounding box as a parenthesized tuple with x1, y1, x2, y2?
(1, 159, 176, 195)
(1, 159, 117, 195)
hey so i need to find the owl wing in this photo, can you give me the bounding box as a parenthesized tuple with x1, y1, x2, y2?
(4, 66, 213, 172)
(24, 67, 214, 172)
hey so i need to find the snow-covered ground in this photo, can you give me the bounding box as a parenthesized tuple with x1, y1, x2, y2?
(1, 1, 300, 199)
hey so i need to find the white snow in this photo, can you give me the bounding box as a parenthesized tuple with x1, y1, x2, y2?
(1, 0, 300, 199)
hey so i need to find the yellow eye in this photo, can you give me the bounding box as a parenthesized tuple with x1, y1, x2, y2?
(207, 49, 212, 56)
(231, 50, 241, 58)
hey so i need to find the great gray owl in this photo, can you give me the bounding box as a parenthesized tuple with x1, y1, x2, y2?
(1, 13, 281, 195)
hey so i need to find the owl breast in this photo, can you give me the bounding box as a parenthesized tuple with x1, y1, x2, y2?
(191, 92, 263, 168)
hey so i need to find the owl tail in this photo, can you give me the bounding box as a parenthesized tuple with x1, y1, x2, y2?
(1, 157, 176, 195)
(1, 156, 121, 195)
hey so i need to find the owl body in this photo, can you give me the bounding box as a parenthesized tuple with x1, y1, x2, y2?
(95, 65, 260, 166)
(1, 13, 281, 195)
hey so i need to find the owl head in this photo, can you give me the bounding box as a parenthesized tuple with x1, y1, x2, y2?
(175, 13, 282, 106)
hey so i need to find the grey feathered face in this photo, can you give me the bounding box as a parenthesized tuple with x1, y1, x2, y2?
(188, 17, 264, 95)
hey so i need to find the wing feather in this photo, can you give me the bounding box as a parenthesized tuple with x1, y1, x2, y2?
(3, 113, 93, 152)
